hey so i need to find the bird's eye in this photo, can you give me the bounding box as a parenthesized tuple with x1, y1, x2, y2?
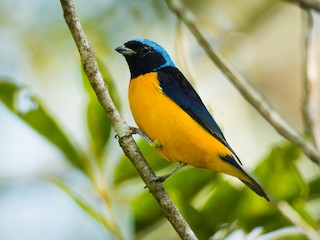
(142, 47, 150, 54)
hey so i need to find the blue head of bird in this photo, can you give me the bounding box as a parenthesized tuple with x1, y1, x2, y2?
(116, 38, 176, 78)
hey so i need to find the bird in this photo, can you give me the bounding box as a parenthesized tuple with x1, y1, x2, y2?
(116, 38, 269, 201)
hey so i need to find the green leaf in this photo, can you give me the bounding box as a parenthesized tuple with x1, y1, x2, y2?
(52, 179, 125, 239)
(0, 78, 89, 173)
(132, 190, 163, 231)
(96, 57, 121, 111)
(166, 167, 217, 200)
(52, 179, 105, 225)
(114, 139, 171, 184)
(82, 57, 121, 163)
(255, 142, 303, 201)
(309, 176, 320, 197)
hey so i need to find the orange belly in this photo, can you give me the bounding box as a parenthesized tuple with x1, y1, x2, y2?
(128, 72, 237, 174)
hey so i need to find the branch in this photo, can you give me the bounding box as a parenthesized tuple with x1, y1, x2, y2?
(301, 8, 314, 139)
(59, 0, 197, 239)
(165, 0, 320, 166)
(175, 20, 197, 87)
(300, 7, 320, 149)
(278, 201, 320, 240)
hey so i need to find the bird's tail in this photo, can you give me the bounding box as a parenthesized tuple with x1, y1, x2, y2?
(240, 174, 269, 201)
(219, 155, 269, 201)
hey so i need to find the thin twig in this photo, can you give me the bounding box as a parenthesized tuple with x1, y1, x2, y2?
(300, 8, 316, 143)
(300, 7, 320, 149)
(59, 0, 197, 239)
(278, 201, 320, 240)
(175, 20, 197, 87)
(93, 178, 124, 240)
(165, 0, 320, 165)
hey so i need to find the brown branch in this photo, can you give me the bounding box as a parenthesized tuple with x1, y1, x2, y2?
(59, 0, 197, 239)
(165, 0, 320, 166)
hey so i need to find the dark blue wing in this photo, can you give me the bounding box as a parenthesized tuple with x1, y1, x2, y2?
(157, 67, 242, 165)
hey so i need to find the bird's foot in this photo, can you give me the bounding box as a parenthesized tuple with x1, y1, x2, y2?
(129, 127, 152, 142)
(149, 162, 187, 183)
(130, 127, 162, 148)
(150, 139, 162, 148)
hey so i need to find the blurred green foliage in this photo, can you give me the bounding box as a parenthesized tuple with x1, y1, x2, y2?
(1, 56, 320, 239)
(1, 0, 320, 239)
(82, 57, 121, 166)
(0, 79, 89, 173)
(115, 135, 320, 239)
(0, 54, 320, 239)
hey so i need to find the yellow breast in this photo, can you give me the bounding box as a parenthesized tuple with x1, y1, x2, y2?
(128, 72, 233, 173)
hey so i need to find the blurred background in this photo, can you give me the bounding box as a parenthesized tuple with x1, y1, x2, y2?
(0, 0, 320, 239)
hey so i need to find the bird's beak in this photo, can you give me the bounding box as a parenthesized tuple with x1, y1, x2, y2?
(115, 45, 136, 56)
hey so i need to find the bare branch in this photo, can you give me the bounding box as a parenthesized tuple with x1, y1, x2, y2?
(165, 0, 320, 165)
(300, 8, 320, 149)
(301, 8, 314, 139)
(59, 0, 198, 239)
(175, 20, 197, 87)
(278, 201, 320, 240)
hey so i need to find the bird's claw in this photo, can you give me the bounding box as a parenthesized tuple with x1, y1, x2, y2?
(148, 162, 187, 185)
(149, 174, 170, 183)
(129, 127, 162, 148)
(129, 127, 152, 142)
(150, 139, 162, 148)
